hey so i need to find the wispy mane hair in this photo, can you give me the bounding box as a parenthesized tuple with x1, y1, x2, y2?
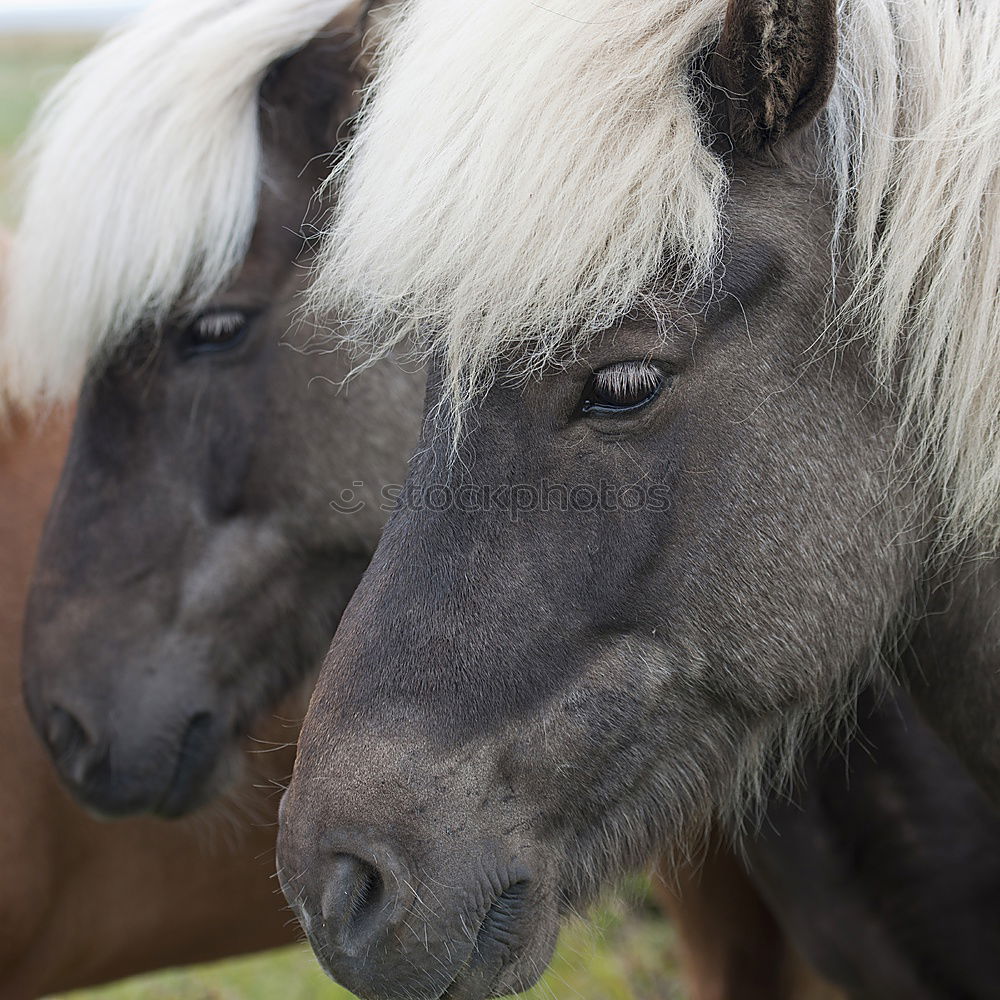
(2, 0, 356, 409)
(315, 0, 1000, 546)
(311, 0, 730, 403)
(827, 0, 1000, 546)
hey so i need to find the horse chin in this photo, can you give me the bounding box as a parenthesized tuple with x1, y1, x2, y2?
(152, 773, 225, 819)
(432, 888, 558, 1000)
(77, 691, 295, 820)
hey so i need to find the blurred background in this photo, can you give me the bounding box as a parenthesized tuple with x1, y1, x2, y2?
(0, 4, 681, 998)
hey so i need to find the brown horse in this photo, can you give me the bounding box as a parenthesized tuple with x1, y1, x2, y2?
(654, 849, 834, 1000)
(0, 409, 305, 1000)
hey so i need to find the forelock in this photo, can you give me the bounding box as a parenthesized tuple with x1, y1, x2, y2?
(1, 0, 358, 411)
(311, 0, 729, 415)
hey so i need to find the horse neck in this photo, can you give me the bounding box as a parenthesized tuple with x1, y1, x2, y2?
(903, 555, 1000, 800)
(0, 408, 71, 691)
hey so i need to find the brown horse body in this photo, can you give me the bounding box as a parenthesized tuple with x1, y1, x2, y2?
(656, 850, 840, 1000)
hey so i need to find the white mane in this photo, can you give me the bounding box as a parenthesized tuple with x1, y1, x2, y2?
(2, 0, 356, 409)
(827, 1, 1000, 545)
(312, 0, 729, 402)
(315, 0, 1000, 545)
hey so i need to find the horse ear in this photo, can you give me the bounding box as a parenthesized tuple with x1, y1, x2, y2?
(709, 0, 838, 155)
(260, 5, 372, 160)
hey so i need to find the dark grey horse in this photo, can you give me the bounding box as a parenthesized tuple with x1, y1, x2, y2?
(18, 11, 422, 819)
(279, 1, 1000, 998)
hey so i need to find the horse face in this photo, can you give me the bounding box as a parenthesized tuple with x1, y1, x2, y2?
(23, 284, 415, 821)
(20, 36, 422, 819)
(278, 151, 927, 998)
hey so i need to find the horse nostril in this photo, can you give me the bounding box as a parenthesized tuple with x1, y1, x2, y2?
(42, 704, 107, 791)
(321, 853, 389, 952)
(45, 705, 92, 763)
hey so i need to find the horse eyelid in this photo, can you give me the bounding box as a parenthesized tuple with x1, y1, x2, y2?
(593, 361, 663, 400)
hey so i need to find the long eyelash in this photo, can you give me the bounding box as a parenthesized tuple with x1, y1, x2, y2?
(594, 361, 660, 399)
(196, 310, 244, 339)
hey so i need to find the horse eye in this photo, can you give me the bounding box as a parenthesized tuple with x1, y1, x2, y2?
(180, 309, 250, 357)
(577, 361, 665, 416)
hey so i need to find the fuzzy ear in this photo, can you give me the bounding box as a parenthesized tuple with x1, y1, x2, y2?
(259, 3, 373, 162)
(710, 0, 837, 155)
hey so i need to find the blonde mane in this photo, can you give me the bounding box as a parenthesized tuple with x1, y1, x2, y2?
(313, 0, 728, 403)
(1, 0, 357, 411)
(828, 1, 1000, 545)
(315, 0, 1000, 545)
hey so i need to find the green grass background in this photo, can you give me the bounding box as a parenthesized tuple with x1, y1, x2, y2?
(53, 893, 683, 1000)
(0, 35, 95, 222)
(1, 32, 685, 1000)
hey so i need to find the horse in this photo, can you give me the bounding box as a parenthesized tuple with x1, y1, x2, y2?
(0, 2, 425, 995)
(0, 11, 793, 999)
(0, 225, 312, 992)
(744, 688, 1000, 999)
(0, 398, 302, 996)
(8, 0, 425, 821)
(278, 1, 1000, 998)
(5, 4, 768, 996)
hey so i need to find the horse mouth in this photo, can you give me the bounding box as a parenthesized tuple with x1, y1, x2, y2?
(439, 880, 533, 1000)
(153, 711, 225, 818)
(154, 681, 307, 818)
